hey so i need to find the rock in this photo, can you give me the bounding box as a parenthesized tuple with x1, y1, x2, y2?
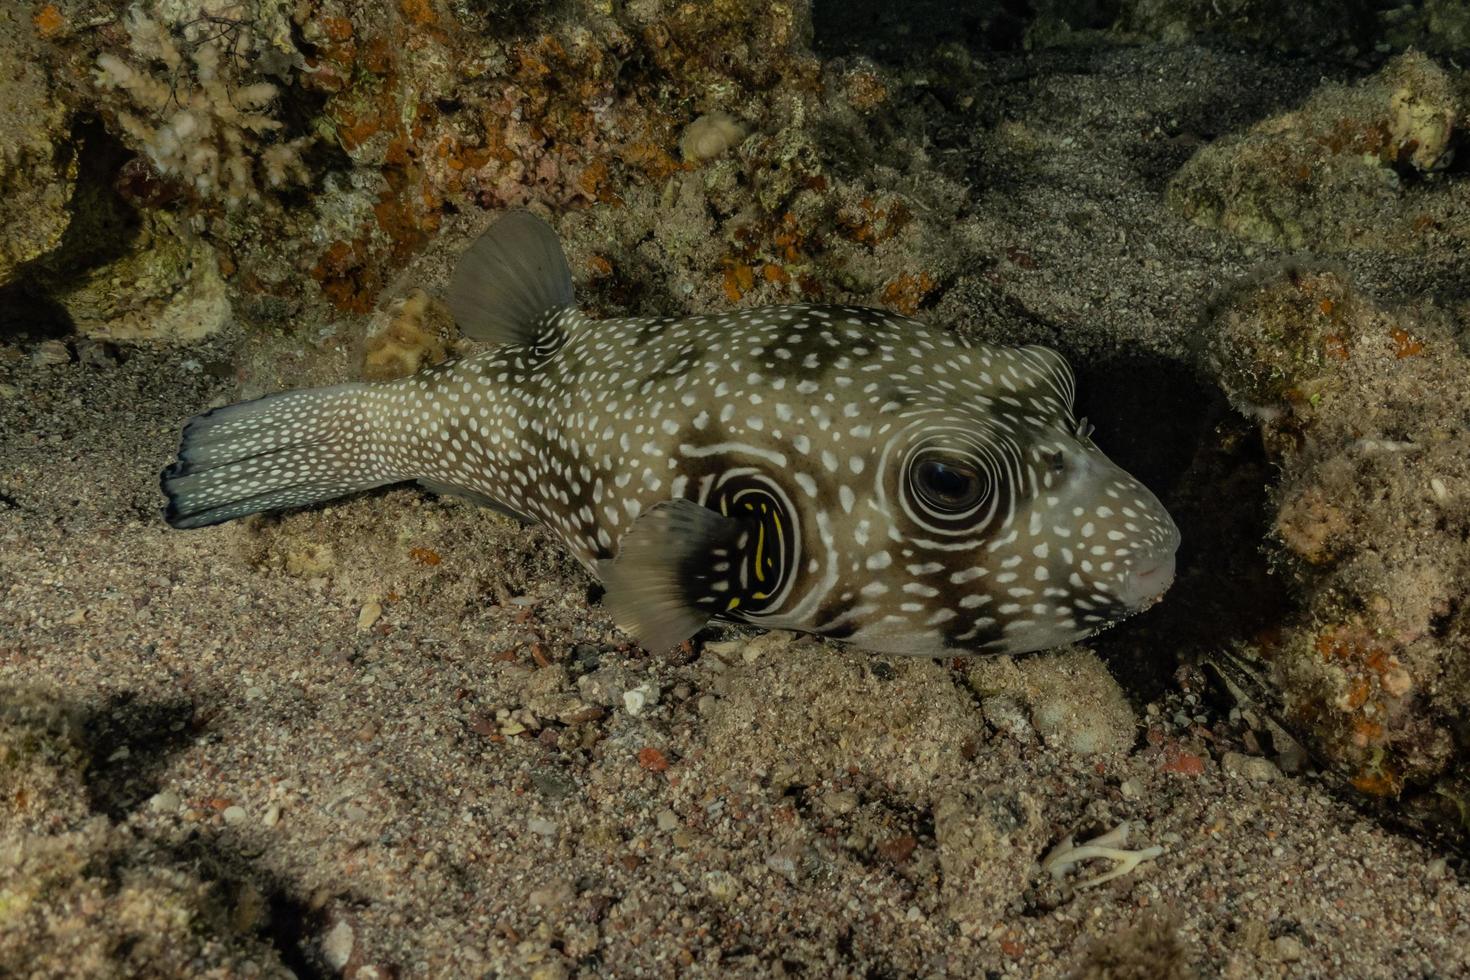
(31, 341, 71, 367)
(0, 16, 75, 288)
(819, 790, 859, 816)
(621, 682, 659, 716)
(1273, 935, 1306, 963)
(222, 805, 248, 825)
(50, 214, 232, 343)
(764, 846, 802, 881)
(1168, 52, 1466, 252)
(576, 666, 636, 707)
(1205, 265, 1470, 843)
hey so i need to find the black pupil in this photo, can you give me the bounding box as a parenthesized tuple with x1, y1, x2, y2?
(919, 460, 978, 506)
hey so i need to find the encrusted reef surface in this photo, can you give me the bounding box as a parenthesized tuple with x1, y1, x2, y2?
(3, 0, 1470, 976)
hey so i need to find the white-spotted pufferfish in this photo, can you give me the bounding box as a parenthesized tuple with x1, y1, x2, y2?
(163, 212, 1181, 655)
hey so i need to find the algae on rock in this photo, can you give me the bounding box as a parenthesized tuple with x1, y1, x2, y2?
(1167, 52, 1467, 251)
(0, 10, 77, 289)
(1204, 265, 1470, 842)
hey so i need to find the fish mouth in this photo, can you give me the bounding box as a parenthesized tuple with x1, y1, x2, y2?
(1115, 553, 1177, 611)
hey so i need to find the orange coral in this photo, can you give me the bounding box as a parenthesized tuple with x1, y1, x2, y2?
(881, 272, 937, 316)
(33, 4, 64, 38)
(408, 546, 442, 566)
(722, 262, 755, 303)
(1389, 326, 1423, 358)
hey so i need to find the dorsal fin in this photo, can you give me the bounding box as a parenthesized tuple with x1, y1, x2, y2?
(446, 210, 574, 345)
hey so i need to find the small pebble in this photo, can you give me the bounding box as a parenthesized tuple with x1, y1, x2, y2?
(528, 816, 558, 836)
(656, 809, 680, 832)
(704, 869, 740, 901)
(263, 803, 282, 827)
(623, 682, 658, 716)
(820, 790, 859, 815)
(32, 340, 70, 366)
(321, 920, 355, 970)
(528, 879, 576, 909)
(148, 790, 181, 814)
(1273, 935, 1305, 962)
(223, 805, 248, 825)
(765, 848, 799, 880)
(357, 601, 382, 630)
(1222, 751, 1278, 782)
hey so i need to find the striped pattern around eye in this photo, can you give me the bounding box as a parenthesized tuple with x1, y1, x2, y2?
(893, 425, 1019, 538)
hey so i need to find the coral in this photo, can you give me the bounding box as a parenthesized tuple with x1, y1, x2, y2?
(362, 288, 457, 380)
(1040, 822, 1164, 889)
(1206, 265, 1470, 832)
(92, 1, 311, 209)
(1167, 52, 1467, 251)
(679, 112, 747, 164)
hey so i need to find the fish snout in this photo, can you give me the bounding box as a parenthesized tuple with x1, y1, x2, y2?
(1117, 555, 1176, 608)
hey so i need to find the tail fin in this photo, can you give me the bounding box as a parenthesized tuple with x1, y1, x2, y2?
(162, 383, 396, 529)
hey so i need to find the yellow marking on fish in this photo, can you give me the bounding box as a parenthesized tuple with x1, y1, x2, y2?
(754, 520, 766, 583)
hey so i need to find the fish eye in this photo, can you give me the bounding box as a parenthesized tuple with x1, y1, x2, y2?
(1046, 450, 1066, 476)
(914, 458, 985, 510)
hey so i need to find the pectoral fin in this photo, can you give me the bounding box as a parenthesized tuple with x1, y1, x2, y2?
(596, 499, 747, 652)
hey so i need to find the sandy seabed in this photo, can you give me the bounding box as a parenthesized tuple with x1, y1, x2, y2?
(4, 26, 1470, 980)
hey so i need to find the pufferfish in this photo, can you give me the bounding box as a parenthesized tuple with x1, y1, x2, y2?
(162, 211, 1180, 655)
